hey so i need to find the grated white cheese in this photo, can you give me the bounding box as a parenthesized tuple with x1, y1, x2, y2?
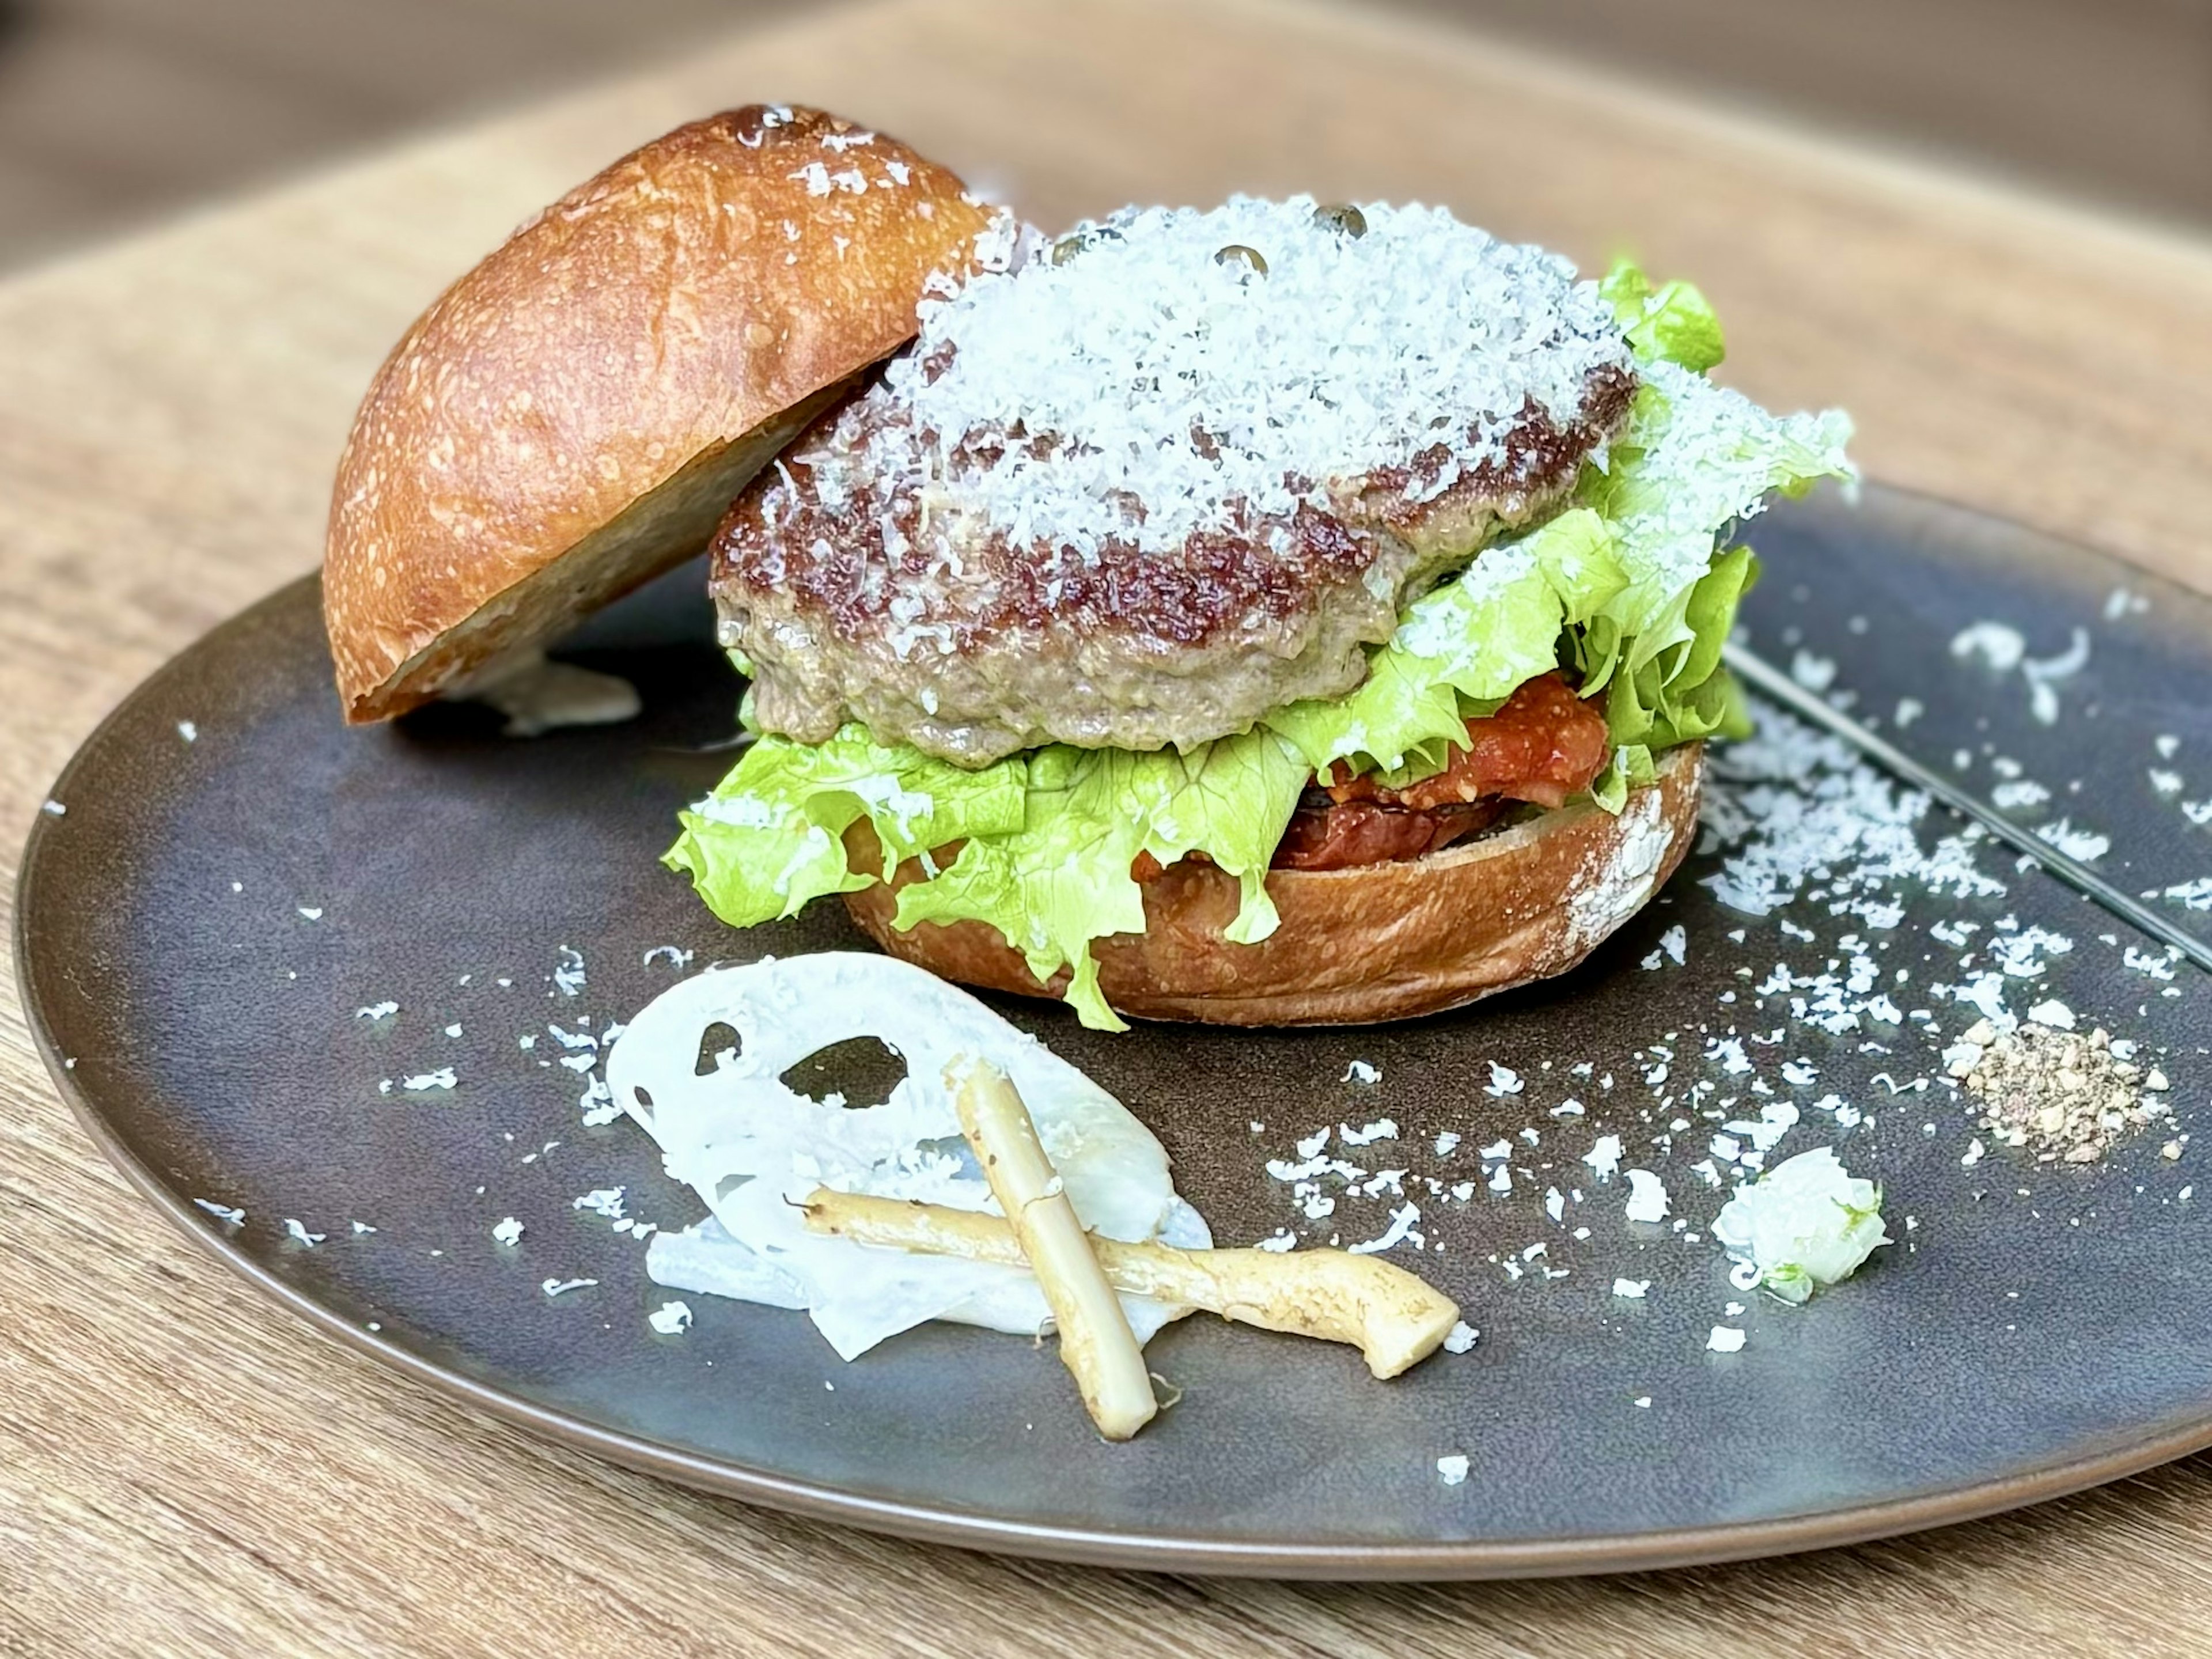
(2159, 878, 2212, 911)
(2034, 818, 2109, 862)
(572, 1188, 627, 1221)
(1950, 622, 2026, 673)
(553, 946, 586, 998)
(1347, 1202, 1424, 1256)
(1703, 704, 2005, 922)
(832, 196, 1634, 562)
(1339, 1117, 1397, 1146)
(1624, 1169, 1669, 1224)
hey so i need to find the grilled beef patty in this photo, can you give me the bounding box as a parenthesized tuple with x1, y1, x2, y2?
(711, 198, 1637, 766)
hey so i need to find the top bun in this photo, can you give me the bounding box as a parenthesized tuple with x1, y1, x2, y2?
(323, 104, 997, 723)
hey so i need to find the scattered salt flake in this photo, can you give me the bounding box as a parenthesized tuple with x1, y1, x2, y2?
(39, 798, 65, 816)
(1435, 1455, 1471, 1487)
(641, 945, 696, 969)
(1339, 1117, 1397, 1146)
(1633, 1396, 1653, 1409)
(350, 1221, 376, 1235)
(1582, 1134, 1623, 1181)
(573, 1188, 627, 1220)
(283, 1219, 325, 1247)
(1253, 1230, 1297, 1253)
(1623, 1169, 1668, 1224)
(1706, 1325, 1747, 1354)
(491, 1217, 524, 1247)
(354, 1001, 398, 1021)
(2156, 735, 2181, 759)
(443, 1023, 462, 1038)
(297, 907, 323, 921)
(396, 1067, 457, 1092)
(1544, 1187, 1565, 1224)
(1612, 1278, 1650, 1299)
(649, 1300, 695, 1336)
(1434, 1130, 1463, 1157)
(1442, 1321, 1480, 1354)
(1484, 1062, 1524, 1097)
(1342, 1059, 1381, 1085)
(2151, 769, 2185, 795)
(2025, 999, 2075, 1029)
(541, 1278, 598, 1298)
(177, 719, 198, 742)
(194, 1199, 245, 1226)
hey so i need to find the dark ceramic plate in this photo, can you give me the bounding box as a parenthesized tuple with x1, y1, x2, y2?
(17, 486, 2212, 1578)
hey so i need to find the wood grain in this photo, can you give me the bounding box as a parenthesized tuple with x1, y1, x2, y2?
(2, 1, 2211, 1653)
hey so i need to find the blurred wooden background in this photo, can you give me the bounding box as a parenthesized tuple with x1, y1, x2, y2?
(0, 0, 2207, 269)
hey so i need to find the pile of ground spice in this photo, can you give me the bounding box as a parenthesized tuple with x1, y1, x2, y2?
(1949, 1019, 2171, 1164)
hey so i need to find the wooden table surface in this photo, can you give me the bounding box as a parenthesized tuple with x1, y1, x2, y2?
(5, 1, 2212, 1652)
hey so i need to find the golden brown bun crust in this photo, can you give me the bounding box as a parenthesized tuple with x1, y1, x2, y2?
(323, 105, 995, 722)
(843, 745, 1703, 1026)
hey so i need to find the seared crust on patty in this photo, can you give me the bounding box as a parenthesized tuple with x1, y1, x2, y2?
(711, 196, 1639, 765)
(713, 365, 1631, 762)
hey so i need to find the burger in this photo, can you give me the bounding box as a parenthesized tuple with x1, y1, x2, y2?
(322, 106, 1853, 1032)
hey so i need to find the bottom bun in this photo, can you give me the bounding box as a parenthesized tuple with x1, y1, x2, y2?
(841, 743, 1703, 1027)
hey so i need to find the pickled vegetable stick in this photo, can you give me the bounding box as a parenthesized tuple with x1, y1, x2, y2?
(946, 1055, 1157, 1440)
(802, 1187, 1462, 1380)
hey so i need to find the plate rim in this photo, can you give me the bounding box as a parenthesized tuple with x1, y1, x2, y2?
(18, 498, 2212, 1580)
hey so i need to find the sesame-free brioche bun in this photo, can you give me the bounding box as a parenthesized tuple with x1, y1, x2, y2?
(842, 744, 1703, 1027)
(323, 104, 997, 723)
